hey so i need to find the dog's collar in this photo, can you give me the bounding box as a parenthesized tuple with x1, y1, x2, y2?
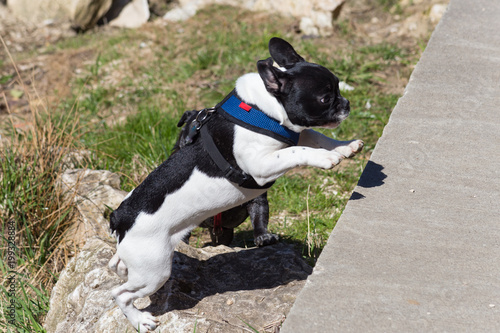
(216, 90, 300, 146)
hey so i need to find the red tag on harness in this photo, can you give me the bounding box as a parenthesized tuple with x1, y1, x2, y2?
(213, 213, 223, 235)
(239, 102, 252, 112)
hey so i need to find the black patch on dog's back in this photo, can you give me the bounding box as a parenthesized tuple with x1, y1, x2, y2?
(110, 113, 238, 243)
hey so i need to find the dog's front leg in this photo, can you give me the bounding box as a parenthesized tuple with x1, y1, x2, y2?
(298, 129, 364, 158)
(234, 127, 363, 186)
(240, 145, 346, 186)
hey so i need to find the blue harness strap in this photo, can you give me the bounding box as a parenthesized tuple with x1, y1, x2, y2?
(218, 91, 300, 146)
(181, 90, 299, 189)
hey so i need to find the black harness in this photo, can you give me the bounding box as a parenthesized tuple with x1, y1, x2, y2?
(181, 90, 300, 189)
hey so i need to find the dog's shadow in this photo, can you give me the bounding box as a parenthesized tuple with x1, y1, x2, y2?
(144, 242, 312, 314)
(349, 161, 387, 200)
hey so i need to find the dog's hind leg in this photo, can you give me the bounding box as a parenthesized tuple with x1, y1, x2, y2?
(248, 193, 279, 247)
(111, 281, 160, 332)
(111, 248, 174, 332)
(111, 261, 173, 332)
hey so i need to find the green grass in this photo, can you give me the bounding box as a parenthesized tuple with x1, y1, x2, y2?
(0, 3, 427, 332)
(0, 106, 80, 332)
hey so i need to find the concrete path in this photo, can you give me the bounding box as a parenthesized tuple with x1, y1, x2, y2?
(281, 0, 500, 331)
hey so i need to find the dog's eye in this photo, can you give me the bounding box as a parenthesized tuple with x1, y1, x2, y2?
(320, 96, 331, 104)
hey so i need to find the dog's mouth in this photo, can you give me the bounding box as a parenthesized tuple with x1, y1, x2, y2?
(321, 109, 349, 129)
(322, 122, 341, 129)
(309, 111, 348, 129)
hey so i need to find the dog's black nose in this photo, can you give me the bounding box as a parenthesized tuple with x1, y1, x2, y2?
(337, 97, 350, 115)
(343, 98, 350, 111)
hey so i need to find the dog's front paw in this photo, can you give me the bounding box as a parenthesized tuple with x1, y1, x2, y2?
(350, 140, 364, 154)
(255, 233, 279, 247)
(314, 149, 344, 169)
(334, 140, 364, 158)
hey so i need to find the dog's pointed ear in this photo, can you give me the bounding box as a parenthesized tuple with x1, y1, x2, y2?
(269, 37, 305, 68)
(257, 57, 288, 96)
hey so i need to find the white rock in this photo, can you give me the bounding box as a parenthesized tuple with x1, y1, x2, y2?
(429, 4, 447, 24)
(300, 16, 320, 36)
(109, 0, 150, 28)
(163, 0, 346, 36)
(163, 3, 198, 22)
(339, 81, 354, 92)
(365, 99, 371, 109)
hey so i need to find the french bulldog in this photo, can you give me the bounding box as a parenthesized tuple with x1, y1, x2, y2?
(109, 37, 363, 332)
(174, 110, 278, 247)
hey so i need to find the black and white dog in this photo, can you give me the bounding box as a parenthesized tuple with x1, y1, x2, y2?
(109, 37, 363, 331)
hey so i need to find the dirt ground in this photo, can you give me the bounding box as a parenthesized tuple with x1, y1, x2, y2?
(0, 0, 447, 135)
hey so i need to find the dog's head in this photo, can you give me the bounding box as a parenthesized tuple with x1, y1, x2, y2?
(257, 37, 350, 129)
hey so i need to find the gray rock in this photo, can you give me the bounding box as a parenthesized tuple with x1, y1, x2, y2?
(45, 240, 311, 332)
(163, 0, 345, 36)
(56, 168, 127, 248)
(6, 0, 149, 31)
(46, 169, 312, 332)
(44, 238, 120, 333)
(6, 0, 74, 25)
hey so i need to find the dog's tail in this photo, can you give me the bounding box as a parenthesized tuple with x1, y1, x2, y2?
(109, 210, 118, 233)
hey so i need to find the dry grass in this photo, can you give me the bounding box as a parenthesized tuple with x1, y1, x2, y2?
(1, 36, 83, 332)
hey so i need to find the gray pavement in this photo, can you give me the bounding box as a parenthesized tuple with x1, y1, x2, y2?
(281, 0, 500, 331)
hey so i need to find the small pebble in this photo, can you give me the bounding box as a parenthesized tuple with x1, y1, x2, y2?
(226, 299, 234, 305)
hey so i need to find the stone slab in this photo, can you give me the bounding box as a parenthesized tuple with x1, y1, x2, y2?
(281, 0, 500, 331)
